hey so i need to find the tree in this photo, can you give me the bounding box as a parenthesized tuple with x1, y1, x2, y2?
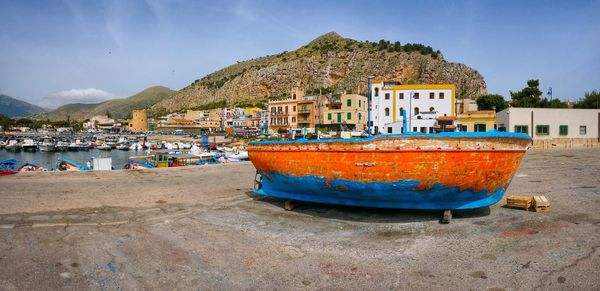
(510, 79, 543, 107)
(393, 41, 402, 52)
(574, 90, 600, 109)
(476, 94, 509, 112)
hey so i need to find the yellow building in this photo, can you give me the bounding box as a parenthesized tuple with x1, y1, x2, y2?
(267, 88, 303, 132)
(129, 110, 148, 131)
(320, 94, 368, 131)
(457, 110, 496, 132)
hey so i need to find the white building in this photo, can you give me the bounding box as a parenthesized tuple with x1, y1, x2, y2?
(370, 82, 455, 134)
(496, 107, 600, 142)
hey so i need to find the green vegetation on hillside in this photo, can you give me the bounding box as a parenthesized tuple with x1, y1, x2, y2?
(35, 86, 174, 121)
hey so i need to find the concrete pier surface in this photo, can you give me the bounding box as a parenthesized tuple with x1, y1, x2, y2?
(1, 149, 599, 290)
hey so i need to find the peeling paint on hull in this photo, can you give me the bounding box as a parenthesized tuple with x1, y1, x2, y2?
(248, 132, 531, 209)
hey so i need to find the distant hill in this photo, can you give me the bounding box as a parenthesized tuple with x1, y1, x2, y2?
(33, 86, 175, 121)
(0, 94, 46, 117)
(153, 32, 487, 112)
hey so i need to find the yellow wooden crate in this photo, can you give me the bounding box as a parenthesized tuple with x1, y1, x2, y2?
(506, 195, 533, 210)
(533, 195, 550, 212)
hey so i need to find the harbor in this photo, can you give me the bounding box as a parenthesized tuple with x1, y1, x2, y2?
(0, 148, 598, 290)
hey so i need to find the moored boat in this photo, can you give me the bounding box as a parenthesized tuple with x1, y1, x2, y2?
(97, 143, 112, 151)
(56, 159, 88, 171)
(39, 139, 55, 152)
(248, 131, 531, 210)
(117, 143, 130, 150)
(67, 143, 80, 151)
(5, 140, 21, 152)
(18, 163, 47, 172)
(0, 159, 18, 176)
(22, 139, 38, 152)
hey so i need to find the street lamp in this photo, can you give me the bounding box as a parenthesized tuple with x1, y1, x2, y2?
(367, 75, 375, 136)
(409, 91, 414, 132)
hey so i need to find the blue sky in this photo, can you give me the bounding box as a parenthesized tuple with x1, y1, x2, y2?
(0, 0, 598, 108)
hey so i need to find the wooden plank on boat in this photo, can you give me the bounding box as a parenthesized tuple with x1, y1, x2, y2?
(506, 195, 533, 210)
(533, 195, 550, 212)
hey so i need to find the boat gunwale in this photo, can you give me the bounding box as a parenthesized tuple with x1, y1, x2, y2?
(248, 149, 527, 153)
(249, 131, 532, 145)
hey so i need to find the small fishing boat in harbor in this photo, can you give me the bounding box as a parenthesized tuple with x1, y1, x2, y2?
(123, 159, 154, 169)
(0, 159, 18, 176)
(39, 139, 55, 152)
(116, 143, 130, 150)
(56, 159, 88, 171)
(18, 163, 47, 172)
(55, 141, 68, 151)
(248, 131, 531, 210)
(97, 143, 112, 151)
(67, 142, 80, 152)
(5, 140, 21, 152)
(22, 139, 38, 152)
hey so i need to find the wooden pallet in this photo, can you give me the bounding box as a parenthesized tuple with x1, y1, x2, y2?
(506, 195, 533, 210)
(533, 195, 550, 212)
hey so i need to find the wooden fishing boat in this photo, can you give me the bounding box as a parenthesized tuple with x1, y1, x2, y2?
(248, 131, 531, 210)
(0, 159, 18, 176)
(56, 159, 88, 171)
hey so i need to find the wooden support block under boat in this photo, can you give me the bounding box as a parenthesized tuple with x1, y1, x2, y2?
(533, 195, 550, 213)
(284, 200, 297, 211)
(506, 195, 533, 210)
(441, 210, 452, 224)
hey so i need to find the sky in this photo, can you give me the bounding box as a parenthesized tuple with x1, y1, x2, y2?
(0, 0, 599, 108)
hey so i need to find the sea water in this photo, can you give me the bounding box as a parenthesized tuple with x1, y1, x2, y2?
(0, 149, 141, 170)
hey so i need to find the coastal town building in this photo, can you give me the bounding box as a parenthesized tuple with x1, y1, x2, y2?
(128, 110, 148, 132)
(86, 115, 116, 131)
(496, 108, 600, 146)
(454, 99, 496, 132)
(318, 94, 368, 131)
(267, 88, 303, 132)
(370, 82, 455, 134)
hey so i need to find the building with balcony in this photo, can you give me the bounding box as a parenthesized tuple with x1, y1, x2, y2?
(267, 88, 303, 132)
(370, 82, 455, 134)
(319, 94, 368, 131)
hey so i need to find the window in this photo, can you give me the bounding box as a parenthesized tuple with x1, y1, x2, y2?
(429, 92, 435, 99)
(399, 93, 404, 99)
(420, 127, 427, 133)
(358, 113, 362, 121)
(474, 124, 487, 132)
(385, 93, 390, 100)
(347, 99, 352, 107)
(439, 92, 445, 99)
(413, 127, 417, 132)
(374, 87, 379, 97)
(328, 113, 332, 120)
(559, 125, 568, 136)
(385, 107, 390, 116)
(536, 125, 549, 135)
(459, 124, 468, 132)
(347, 112, 351, 120)
(414, 107, 419, 116)
(387, 127, 392, 133)
(293, 106, 296, 112)
(515, 125, 528, 134)
(358, 100, 361, 107)
(429, 107, 435, 112)
(580, 125, 587, 135)
(413, 92, 419, 99)
(285, 106, 288, 114)
(429, 127, 434, 133)
(293, 93, 297, 100)
(292, 117, 296, 122)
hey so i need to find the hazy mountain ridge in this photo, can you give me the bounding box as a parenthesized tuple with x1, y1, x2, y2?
(33, 86, 174, 121)
(152, 32, 487, 112)
(0, 94, 46, 117)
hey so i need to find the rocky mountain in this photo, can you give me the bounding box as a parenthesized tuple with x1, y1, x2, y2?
(153, 32, 486, 112)
(33, 86, 174, 121)
(0, 94, 46, 117)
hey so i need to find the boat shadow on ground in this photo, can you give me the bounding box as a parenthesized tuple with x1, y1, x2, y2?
(246, 192, 491, 224)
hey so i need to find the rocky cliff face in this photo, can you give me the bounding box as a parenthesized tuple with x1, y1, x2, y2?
(153, 32, 486, 112)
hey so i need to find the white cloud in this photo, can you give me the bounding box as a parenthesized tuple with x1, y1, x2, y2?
(41, 88, 118, 108)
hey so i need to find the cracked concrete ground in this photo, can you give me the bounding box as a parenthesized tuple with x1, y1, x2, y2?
(0, 149, 599, 290)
